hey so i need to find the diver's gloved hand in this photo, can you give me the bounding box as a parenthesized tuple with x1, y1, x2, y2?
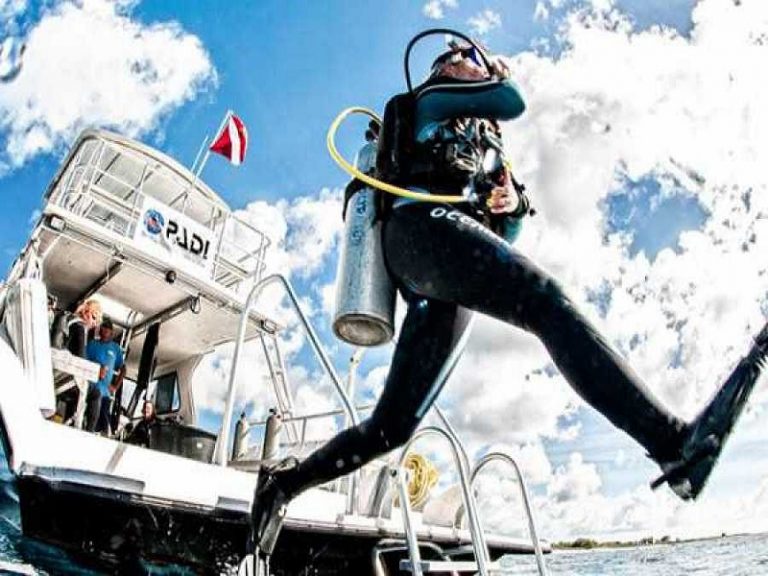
(487, 184, 528, 217)
(489, 56, 511, 80)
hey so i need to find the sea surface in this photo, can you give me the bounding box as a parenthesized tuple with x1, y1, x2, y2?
(0, 512, 766, 576)
(0, 453, 765, 575)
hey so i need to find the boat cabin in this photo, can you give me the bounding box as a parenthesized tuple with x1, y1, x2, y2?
(3, 129, 279, 461)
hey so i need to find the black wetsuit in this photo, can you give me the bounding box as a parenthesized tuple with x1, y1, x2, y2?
(275, 200, 689, 498)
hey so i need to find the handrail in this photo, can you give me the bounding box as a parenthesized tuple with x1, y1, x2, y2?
(470, 453, 549, 576)
(395, 427, 491, 576)
(214, 273, 360, 466)
(213, 274, 360, 515)
(231, 404, 377, 460)
(246, 404, 376, 428)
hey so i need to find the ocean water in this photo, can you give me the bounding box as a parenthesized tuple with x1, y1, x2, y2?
(0, 451, 765, 574)
(1, 507, 766, 576)
(499, 533, 768, 576)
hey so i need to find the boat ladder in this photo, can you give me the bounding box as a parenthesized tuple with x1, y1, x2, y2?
(394, 425, 549, 575)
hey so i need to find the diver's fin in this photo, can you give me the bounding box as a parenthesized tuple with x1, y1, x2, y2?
(651, 322, 768, 500)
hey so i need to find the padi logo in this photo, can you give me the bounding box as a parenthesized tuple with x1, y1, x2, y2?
(144, 209, 165, 235)
(142, 207, 212, 262)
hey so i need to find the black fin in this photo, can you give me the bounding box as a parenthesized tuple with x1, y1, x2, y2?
(652, 323, 768, 500)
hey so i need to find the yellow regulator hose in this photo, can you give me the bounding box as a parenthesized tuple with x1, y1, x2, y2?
(326, 107, 467, 204)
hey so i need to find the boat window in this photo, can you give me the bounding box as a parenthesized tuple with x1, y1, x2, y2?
(153, 372, 180, 415)
(120, 372, 180, 418)
(120, 377, 140, 416)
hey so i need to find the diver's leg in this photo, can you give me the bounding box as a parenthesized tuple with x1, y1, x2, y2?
(383, 203, 689, 463)
(278, 298, 471, 494)
(251, 296, 471, 554)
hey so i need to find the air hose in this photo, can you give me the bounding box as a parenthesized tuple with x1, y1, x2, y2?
(326, 106, 467, 203)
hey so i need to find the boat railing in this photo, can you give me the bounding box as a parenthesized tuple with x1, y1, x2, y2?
(213, 273, 361, 514)
(47, 134, 270, 289)
(232, 404, 376, 460)
(468, 453, 549, 575)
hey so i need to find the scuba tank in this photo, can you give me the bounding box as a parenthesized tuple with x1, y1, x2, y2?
(332, 137, 396, 347)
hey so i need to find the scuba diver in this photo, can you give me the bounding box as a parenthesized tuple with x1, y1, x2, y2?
(250, 29, 768, 562)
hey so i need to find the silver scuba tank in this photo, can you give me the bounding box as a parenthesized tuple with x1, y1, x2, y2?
(332, 140, 396, 347)
(261, 409, 283, 461)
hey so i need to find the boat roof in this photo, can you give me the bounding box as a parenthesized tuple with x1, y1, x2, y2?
(44, 129, 231, 216)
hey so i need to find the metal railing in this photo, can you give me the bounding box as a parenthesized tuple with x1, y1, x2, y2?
(233, 404, 376, 459)
(395, 427, 492, 575)
(470, 453, 548, 576)
(48, 135, 270, 289)
(213, 273, 361, 514)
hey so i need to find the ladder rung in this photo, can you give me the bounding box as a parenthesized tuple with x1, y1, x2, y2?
(399, 559, 501, 573)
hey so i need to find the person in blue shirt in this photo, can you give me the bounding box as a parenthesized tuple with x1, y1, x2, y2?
(85, 318, 125, 434)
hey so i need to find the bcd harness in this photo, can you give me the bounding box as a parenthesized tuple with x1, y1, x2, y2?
(371, 85, 531, 233)
(337, 28, 532, 235)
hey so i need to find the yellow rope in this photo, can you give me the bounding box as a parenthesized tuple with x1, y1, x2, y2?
(326, 107, 467, 204)
(402, 453, 439, 508)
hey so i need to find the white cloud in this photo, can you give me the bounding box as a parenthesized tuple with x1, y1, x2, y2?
(547, 452, 601, 502)
(422, 0, 458, 20)
(0, 36, 24, 82)
(467, 9, 502, 35)
(234, 188, 343, 283)
(499, 0, 768, 423)
(0, 0, 215, 171)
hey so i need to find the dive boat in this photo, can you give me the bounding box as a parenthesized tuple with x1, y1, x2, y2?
(0, 129, 550, 574)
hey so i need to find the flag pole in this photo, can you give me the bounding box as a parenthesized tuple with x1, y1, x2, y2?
(180, 110, 232, 215)
(190, 133, 210, 174)
(195, 109, 232, 180)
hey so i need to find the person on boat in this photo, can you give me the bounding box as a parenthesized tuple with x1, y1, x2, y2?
(85, 318, 125, 434)
(125, 400, 158, 448)
(50, 298, 102, 359)
(250, 39, 768, 559)
(51, 298, 102, 423)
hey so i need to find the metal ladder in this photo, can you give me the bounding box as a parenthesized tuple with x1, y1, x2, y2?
(394, 426, 549, 575)
(394, 425, 498, 575)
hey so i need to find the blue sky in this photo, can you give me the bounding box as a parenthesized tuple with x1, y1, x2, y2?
(3, 0, 768, 541)
(0, 0, 698, 264)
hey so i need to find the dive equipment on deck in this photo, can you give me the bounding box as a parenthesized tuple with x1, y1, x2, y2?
(261, 409, 283, 461)
(333, 140, 396, 347)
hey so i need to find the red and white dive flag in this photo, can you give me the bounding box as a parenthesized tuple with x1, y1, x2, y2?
(209, 113, 248, 166)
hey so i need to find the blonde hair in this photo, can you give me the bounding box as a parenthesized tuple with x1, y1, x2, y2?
(75, 299, 102, 324)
